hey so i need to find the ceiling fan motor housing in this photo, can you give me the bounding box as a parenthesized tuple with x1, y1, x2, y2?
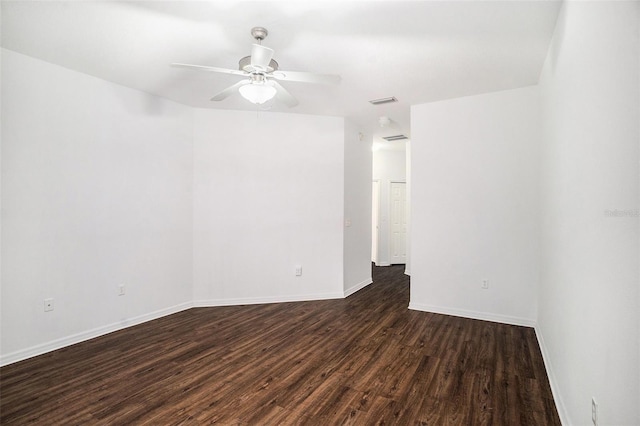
(239, 56, 279, 74)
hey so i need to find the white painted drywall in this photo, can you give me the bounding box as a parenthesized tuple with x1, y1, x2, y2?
(0, 50, 366, 365)
(537, 2, 640, 424)
(405, 141, 412, 276)
(0, 11, 4, 353)
(410, 86, 540, 326)
(1, 49, 194, 364)
(343, 122, 373, 296)
(372, 148, 407, 266)
(192, 109, 344, 305)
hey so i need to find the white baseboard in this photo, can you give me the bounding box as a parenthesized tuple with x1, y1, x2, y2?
(535, 326, 569, 425)
(193, 291, 344, 307)
(376, 262, 391, 267)
(408, 302, 536, 328)
(0, 301, 193, 367)
(404, 268, 411, 276)
(344, 278, 373, 297)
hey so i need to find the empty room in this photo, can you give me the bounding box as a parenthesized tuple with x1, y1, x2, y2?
(1, 1, 638, 425)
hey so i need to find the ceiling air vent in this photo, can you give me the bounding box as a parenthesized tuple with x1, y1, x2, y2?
(382, 134, 408, 141)
(369, 96, 398, 105)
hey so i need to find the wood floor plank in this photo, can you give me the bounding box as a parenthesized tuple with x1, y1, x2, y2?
(0, 264, 561, 425)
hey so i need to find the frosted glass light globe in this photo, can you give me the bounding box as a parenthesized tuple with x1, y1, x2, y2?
(239, 83, 277, 104)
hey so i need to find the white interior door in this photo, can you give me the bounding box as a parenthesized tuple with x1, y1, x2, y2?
(390, 182, 407, 264)
(371, 180, 380, 264)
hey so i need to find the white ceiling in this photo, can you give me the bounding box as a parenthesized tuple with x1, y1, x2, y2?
(1, 0, 562, 143)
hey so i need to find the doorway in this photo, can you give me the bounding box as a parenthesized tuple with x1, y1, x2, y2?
(372, 146, 408, 266)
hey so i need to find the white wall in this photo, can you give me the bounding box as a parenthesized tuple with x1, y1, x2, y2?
(410, 86, 540, 326)
(372, 148, 407, 266)
(537, 2, 640, 425)
(343, 122, 372, 296)
(0, 9, 4, 352)
(1, 49, 194, 364)
(405, 141, 412, 275)
(1, 49, 370, 366)
(192, 109, 345, 305)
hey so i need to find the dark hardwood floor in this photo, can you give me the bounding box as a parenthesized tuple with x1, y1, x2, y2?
(0, 265, 560, 425)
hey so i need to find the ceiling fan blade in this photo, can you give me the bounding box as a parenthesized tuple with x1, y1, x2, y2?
(210, 80, 250, 101)
(271, 81, 299, 108)
(271, 70, 341, 85)
(171, 63, 247, 77)
(250, 44, 274, 70)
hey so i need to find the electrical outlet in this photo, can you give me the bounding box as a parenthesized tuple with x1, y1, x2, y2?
(118, 285, 125, 296)
(592, 397, 598, 426)
(295, 265, 302, 276)
(44, 298, 54, 312)
(482, 279, 489, 289)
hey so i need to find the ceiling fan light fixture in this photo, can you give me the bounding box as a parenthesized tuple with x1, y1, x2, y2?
(239, 81, 277, 105)
(173, 26, 339, 107)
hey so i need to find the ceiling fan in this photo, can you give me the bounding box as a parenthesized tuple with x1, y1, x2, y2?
(171, 27, 341, 107)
